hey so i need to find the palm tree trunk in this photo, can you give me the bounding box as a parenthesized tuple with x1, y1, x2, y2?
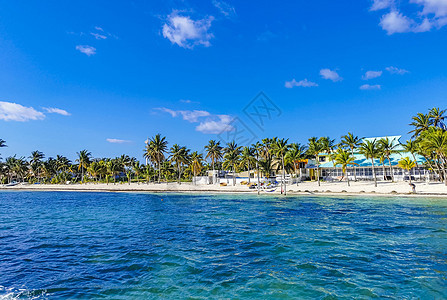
(178, 164, 181, 185)
(388, 157, 394, 182)
(248, 162, 251, 184)
(346, 167, 350, 186)
(423, 155, 435, 182)
(331, 159, 336, 180)
(382, 163, 386, 181)
(442, 156, 447, 186)
(412, 154, 421, 181)
(256, 158, 260, 195)
(434, 159, 443, 182)
(282, 156, 286, 195)
(158, 161, 161, 183)
(316, 155, 320, 186)
(409, 169, 412, 185)
(232, 165, 236, 186)
(212, 160, 215, 185)
(371, 159, 377, 187)
(351, 148, 357, 182)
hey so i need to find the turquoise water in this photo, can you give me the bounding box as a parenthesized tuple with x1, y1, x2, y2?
(0, 192, 446, 299)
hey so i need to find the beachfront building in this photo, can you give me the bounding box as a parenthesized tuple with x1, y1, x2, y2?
(318, 136, 429, 182)
(201, 159, 317, 185)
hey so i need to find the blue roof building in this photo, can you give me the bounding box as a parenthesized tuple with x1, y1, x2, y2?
(317, 136, 428, 181)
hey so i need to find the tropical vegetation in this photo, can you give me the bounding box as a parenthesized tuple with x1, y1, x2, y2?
(0, 107, 446, 188)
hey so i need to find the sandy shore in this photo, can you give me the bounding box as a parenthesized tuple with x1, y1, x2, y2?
(2, 181, 447, 197)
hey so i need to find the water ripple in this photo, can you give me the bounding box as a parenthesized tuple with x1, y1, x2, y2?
(0, 192, 447, 299)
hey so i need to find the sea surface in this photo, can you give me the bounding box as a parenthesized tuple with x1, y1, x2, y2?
(0, 191, 446, 299)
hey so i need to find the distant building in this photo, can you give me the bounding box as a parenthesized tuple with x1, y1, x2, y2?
(318, 136, 429, 181)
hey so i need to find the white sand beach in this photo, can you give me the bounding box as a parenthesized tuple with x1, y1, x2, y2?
(2, 181, 447, 197)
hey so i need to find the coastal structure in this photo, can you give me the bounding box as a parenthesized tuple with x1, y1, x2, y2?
(318, 136, 428, 181)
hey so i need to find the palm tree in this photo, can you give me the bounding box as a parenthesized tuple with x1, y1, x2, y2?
(258, 157, 274, 181)
(170, 144, 190, 184)
(428, 107, 446, 130)
(205, 140, 223, 184)
(335, 149, 357, 186)
(87, 161, 102, 182)
(271, 138, 289, 195)
(340, 132, 362, 181)
(6, 156, 28, 183)
(358, 140, 380, 187)
(307, 137, 324, 186)
(76, 150, 92, 183)
(189, 151, 203, 185)
(252, 142, 263, 195)
(378, 149, 388, 181)
(144, 164, 155, 184)
(378, 137, 399, 182)
(402, 139, 422, 181)
(239, 146, 256, 184)
(0, 139, 6, 161)
(409, 113, 432, 138)
(29, 150, 44, 165)
(117, 155, 133, 184)
(420, 128, 447, 185)
(160, 161, 175, 183)
(285, 143, 306, 185)
(223, 141, 241, 186)
(144, 134, 168, 183)
(29, 151, 45, 182)
(55, 155, 71, 173)
(132, 160, 143, 184)
(398, 157, 416, 184)
(320, 137, 336, 178)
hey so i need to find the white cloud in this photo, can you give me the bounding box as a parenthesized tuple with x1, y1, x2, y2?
(95, 26, 104, 32)
(373, 1, 447, 34)
(157, 107, 233, 134)
(360, 84, 382, 90)
(106, 138, 131, 144)
(0, 101, 45, 122)
(196, 115, 234, 134)
(156, 108, 210, 122)
(320, 69, 343, 82)
(212, 0, 236, 17)
(90, 32, 107, 40)
(285, 79, 318, 88)
(43, 107, 71, 116)
(386, 66, 409, 74)
(162, 11, 214, 49)
(371, 0, 394, 11)
(76, 45, 96, 56)
(380, 10, 413, 34)
(412, 0, 447, 18)
(362, 70, 383, 80)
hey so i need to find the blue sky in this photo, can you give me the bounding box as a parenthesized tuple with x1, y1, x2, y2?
(1, 0, 447, 161)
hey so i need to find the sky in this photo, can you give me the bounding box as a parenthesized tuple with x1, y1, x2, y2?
(1, 0, 447, 161)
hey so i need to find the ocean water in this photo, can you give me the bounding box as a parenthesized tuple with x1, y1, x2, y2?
(0, 191, 446, 299)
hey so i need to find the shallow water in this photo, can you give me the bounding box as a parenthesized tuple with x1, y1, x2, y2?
(0, 191, 446, 299)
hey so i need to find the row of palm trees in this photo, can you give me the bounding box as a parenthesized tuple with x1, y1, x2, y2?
(1, 107, 445, 190)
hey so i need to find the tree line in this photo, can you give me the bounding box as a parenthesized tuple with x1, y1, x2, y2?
(0, 107, 446, 191)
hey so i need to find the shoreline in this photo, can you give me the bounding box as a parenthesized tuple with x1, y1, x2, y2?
(2, 181, 447, 198)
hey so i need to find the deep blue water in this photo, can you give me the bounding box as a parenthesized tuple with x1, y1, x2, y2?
(0, 192, 447, 299)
